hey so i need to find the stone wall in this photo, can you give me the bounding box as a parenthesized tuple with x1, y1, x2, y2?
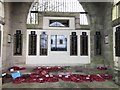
(27, 12, 82, 29)
(10, 2, 32, 65)
(103, 3, 114, 67)
(2, 2, 115, 69)
(81, 2, 114, 68)
(2, 2, 32, 69)
(2, 2, 12, 69)
(80, 2, 106, 66)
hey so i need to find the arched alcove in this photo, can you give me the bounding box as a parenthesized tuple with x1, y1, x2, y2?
(27, 0, 89, 26)
(2, 2, 109, 67)
(26, 0, 91, 65)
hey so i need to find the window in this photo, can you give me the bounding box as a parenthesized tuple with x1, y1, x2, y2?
(14, 30, 22, 55)
(49, 20, 69, 27)
(40, 32, 48, 55)
(27, 0, 89, 26)
(51, 35, 67, 51)
(80, 12, 88, 25)
(112, 0, 120, 20)
(27, 11, 38, 24)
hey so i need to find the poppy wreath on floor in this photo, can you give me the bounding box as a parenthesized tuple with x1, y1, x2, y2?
(60, 75, 72, 81)
(2, 73, 13, 84)
(90, 74, 105, 82)
(51, 66, 64, 71)
(70, 74, 83, 82)
(80, 75, 93, 82)
(46, 77, 59, 82)
(8, 66, 26, 71)
(57, 74, 63, 79)
(34, 66, 63, 71)
(38, 70, 49, 76)
(11, 66, 113, 84)
(34, 66, 45, 71)
(12, 73, 113, 84)
(99, 74, 112, 80)
(36, 77, 46, 83)
(13, 77, 26, 84)
(44, 67, 54, 71)
(24, 77, 37, 83)
(30, 73, 41, 78)
(97, 66, 107, 70)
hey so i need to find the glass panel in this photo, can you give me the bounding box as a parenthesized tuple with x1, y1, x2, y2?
(27, 2, 39, 25)
(116, 5, 119, 19)
(40, 32, 48, 55)
(80, 32, 88, 56)
(28, 31, 37, 55)
(14, 30, 22, 55)
(112, 1, 120, 21)
(80, 13, 88, 25)
(70, 32, 77, 55)
(112, 6, 117, 21)
(49, 20, 69, 27)
(59, 39, 63, 44)
(27, 0, 89, 26)
(51, 35, 67, 51)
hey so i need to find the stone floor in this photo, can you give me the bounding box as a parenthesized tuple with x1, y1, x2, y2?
(1, 65, 120, 89)
(2, 80, 119, 88)
(0, 78, 2, 89)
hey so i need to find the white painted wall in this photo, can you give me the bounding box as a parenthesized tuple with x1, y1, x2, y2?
(0, 1, 4, 73)
(0, 24, 3, 69)
(26, 29, 90, 66)
(113, 25, 120, 68)
(0, 1, 4, 18)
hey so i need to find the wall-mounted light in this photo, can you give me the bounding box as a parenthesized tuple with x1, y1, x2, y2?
(8, 34, 11, 43)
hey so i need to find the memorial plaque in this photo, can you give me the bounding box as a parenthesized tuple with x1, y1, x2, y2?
(14, 30, 22, 55)
(80, 32, 88, 55)
(29, 31, 37, 55)
(70, 32, 77, 55)
(94, 31, 101, 55)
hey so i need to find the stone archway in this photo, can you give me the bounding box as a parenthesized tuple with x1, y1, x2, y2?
(25, 0, 91, 65)
(2, 2, 114, 68)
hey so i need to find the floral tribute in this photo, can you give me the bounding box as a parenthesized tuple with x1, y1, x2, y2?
(7, 66, 112, 84)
